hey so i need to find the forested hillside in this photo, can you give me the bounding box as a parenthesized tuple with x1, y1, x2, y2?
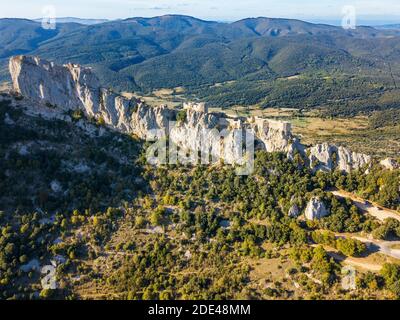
(1, 92, 400, 299)
(1, 15, 400, 116)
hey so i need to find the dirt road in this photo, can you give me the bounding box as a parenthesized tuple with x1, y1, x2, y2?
(331, 190, 400, 223)
(352, 236, 400, 260)
(328, 251, 383, 272)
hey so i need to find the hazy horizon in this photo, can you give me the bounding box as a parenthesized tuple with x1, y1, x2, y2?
(1, 0, 400, 26)
(1, 14, 400, 27)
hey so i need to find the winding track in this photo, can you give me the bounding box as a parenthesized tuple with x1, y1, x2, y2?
(328, 190, 400, 269)
(331, 190, 400, 223)
(352, 236, 400, 260)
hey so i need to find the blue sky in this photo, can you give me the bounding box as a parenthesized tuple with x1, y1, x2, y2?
(1, 0, 400, 25)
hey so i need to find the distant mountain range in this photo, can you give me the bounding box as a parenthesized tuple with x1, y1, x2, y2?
(33, 17, 109, 25)
(1, 15, 400, 113)
(376, 24, 400, 31)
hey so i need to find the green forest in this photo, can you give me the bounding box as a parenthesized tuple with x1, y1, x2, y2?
(1, 95, 400, 300)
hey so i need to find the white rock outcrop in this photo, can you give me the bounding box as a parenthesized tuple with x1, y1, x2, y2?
(305, 197, 330, 220)
(9, 56, 298, 162)
(10, 56, 101, 112)
(249, 117, 304, 157)
(9, 55, 373, 173)
(288, 204, 300, 218)
(380, 158, 400, 171)
(183, 102, 207, 113)
(308, 143, 371, 173)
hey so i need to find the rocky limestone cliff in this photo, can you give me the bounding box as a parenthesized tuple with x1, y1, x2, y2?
(9, 55, 372, 173)
(131, 103, 175, 139)
(9, 56, 144, 134)
(10, 56, 101, 113)
(305, 197, 330, 220)
(9, 56, 297, 159)
(308, 143, 371, 173)
(249, 117, 304, 158)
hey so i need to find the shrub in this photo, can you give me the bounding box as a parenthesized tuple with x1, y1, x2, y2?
(176, 110, 187, 123)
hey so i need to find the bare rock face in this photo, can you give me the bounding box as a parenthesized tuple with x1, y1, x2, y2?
(169, 109, 220, 152)
(130, 103, 175, 139)
(308, 143, 371, 173)
(9, 55, 173, 136)
(8, 56, 298, 159)
(10, 56, 101, 112)
(250, 117, 303, 157)
(8, 55, 373, 173)
(288, 204, 300, 218)
(380, 158, 400, 171)
(305, 197, 329, 220)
